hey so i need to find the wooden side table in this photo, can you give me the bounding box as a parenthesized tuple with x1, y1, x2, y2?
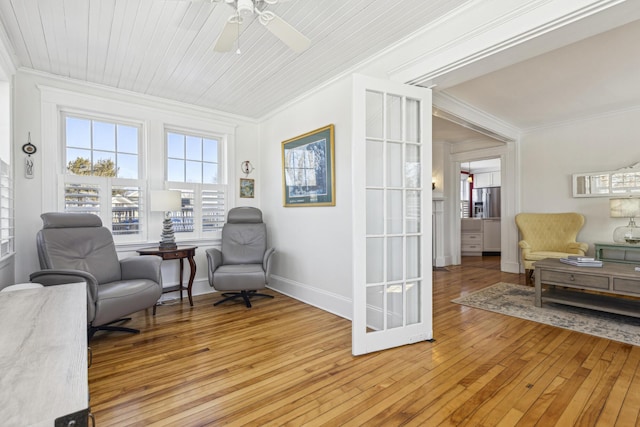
(137, 245, 198, 306)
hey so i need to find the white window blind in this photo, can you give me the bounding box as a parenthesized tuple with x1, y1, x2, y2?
(0, 159, 13, 257)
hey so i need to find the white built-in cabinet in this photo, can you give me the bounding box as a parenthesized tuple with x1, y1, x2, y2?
(461, 218, 483, 256)
(474, 171, 501, 188)
(483, 219, 501, 252)
(461, 218, 501, 256)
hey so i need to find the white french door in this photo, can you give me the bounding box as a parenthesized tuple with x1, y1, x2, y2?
(352, 74, 432, 355)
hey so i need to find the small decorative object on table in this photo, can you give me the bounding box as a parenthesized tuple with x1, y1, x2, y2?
(159, 214, 177, 249)
(150, 190, 182, 249)
(559, 256, 603, 267)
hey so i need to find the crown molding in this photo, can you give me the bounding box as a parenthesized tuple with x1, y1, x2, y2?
(433, 91, 520, 142)
(390, 0, 628, 87)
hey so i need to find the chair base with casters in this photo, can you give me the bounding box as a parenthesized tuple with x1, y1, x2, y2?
(214, 290, 274, 308)
(88, 317, 137, 339)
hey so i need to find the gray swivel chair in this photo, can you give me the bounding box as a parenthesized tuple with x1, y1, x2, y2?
(30, 212, 163, 339)
(206, 207, 275, 308)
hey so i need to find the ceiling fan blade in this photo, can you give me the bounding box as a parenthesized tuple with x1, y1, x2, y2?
(214, 18, 242, 52)
(262, 13, 310, 53)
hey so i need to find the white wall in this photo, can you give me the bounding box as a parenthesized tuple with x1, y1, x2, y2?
(260, 76, 353, 319)
(519, 107, 640, 256)
(12, 70, 260, 295)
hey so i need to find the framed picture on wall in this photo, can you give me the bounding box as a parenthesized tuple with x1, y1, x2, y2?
(240, 178, 255, 198)
(281, 124, 335, 207)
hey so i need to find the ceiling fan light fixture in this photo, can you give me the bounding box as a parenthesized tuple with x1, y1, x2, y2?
(237, 0, 254, 16)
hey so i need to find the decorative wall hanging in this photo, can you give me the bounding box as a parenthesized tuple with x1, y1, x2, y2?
(22, 132, 36, 179)
(241, 160, 254, 177)
(281, 124, 335, 207)
(573, 161, 640, 197)
(240, 178, 255, 198)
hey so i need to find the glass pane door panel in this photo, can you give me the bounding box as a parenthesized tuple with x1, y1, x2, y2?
(366, 91, 383, 139)
(366, 285, 384, 331)
(366, 140, 384, 187)
(366, 238, 384, 284)
(366, 189, 384, 235)
(406, 236, 420, 279)
(406, 144, 421, 188)
(387, 283, 403, 329)
(406, 98, 421, 143)
(406, 190, 421, 233)
(386, 190, 403, 234)
(387, 142, 403, 187)
(387, 236, 403, 281)
(406, 282, 420, 325)
(386, 94, 403, 141)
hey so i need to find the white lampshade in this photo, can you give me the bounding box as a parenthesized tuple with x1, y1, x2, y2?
(610, 198, 640, 218)
(150, 190, 182, 212)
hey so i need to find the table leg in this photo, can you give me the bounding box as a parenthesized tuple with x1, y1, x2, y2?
(186, 252, 196, 306)
(178, 258, 184, 301)
(534, 266, 542, 307)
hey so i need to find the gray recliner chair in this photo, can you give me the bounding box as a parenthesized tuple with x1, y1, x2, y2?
(206, 207, 275, 308)
(30, 212, 163, 339)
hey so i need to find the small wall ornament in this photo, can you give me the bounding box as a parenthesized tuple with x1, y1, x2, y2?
(22, 132, 37, 179)
(241, 160, 254, 177)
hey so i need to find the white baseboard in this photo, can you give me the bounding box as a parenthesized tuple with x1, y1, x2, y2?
(159, 277, 353, 322)
(267, 275, 352, 321)
(502, 260, 520, 274)
(159, 278, 214, 302)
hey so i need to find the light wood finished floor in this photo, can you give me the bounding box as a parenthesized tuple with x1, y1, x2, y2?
(88, 257, 640, 426)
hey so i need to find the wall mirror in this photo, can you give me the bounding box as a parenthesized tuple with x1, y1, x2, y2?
(573, 163, 640, 197)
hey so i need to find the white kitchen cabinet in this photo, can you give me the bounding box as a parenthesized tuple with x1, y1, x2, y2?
(483, 219, 501, 252)
(474, 171, 501, 188)
(461, 218, 483, 256)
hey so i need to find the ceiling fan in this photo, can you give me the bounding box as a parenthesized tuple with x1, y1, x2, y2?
(208, 0, 311, 53)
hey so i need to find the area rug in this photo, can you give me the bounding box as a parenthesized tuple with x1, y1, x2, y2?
(452, 282, 640, 346)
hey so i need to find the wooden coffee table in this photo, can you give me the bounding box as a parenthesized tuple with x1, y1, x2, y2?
(534, 258, 640, 318)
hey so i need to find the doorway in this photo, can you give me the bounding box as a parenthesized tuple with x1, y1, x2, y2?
(460, 158, 501, 266)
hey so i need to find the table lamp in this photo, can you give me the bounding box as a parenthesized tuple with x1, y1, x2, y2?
(610, 197, 640, 244)
(150, 190, 182, 249)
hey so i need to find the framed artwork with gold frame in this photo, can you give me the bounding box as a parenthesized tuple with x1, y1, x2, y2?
(281, 124, 335, 207)
(239, 178, 255, 198)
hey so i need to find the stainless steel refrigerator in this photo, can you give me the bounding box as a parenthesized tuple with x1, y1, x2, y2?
(472, 187, 501, 218)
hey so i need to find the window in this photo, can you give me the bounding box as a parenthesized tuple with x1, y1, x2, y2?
(63, 114, 144, 239)
(166, 130, 226, 237)
(0, 159, 13, 257)
(167, 131, 220, 184)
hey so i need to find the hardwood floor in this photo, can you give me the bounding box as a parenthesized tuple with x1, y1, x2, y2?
(88, 256, 640, 426)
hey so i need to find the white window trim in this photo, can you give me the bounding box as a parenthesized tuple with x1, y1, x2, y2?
(164, 127, 226, 184)
(39, 85, 237, 246)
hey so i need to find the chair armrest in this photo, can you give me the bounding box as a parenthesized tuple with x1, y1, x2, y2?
(120, 256, 163, 285)
(518, 240, 531, 250)
(566, 242, 589, 254)
(263, 247, 275, 282)
(29, 269, 99, 305)
(518, 240, 531, 258)
(206, 248, 222, 284)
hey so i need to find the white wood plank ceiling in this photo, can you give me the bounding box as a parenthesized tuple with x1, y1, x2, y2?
(0, 0, 471, 118)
